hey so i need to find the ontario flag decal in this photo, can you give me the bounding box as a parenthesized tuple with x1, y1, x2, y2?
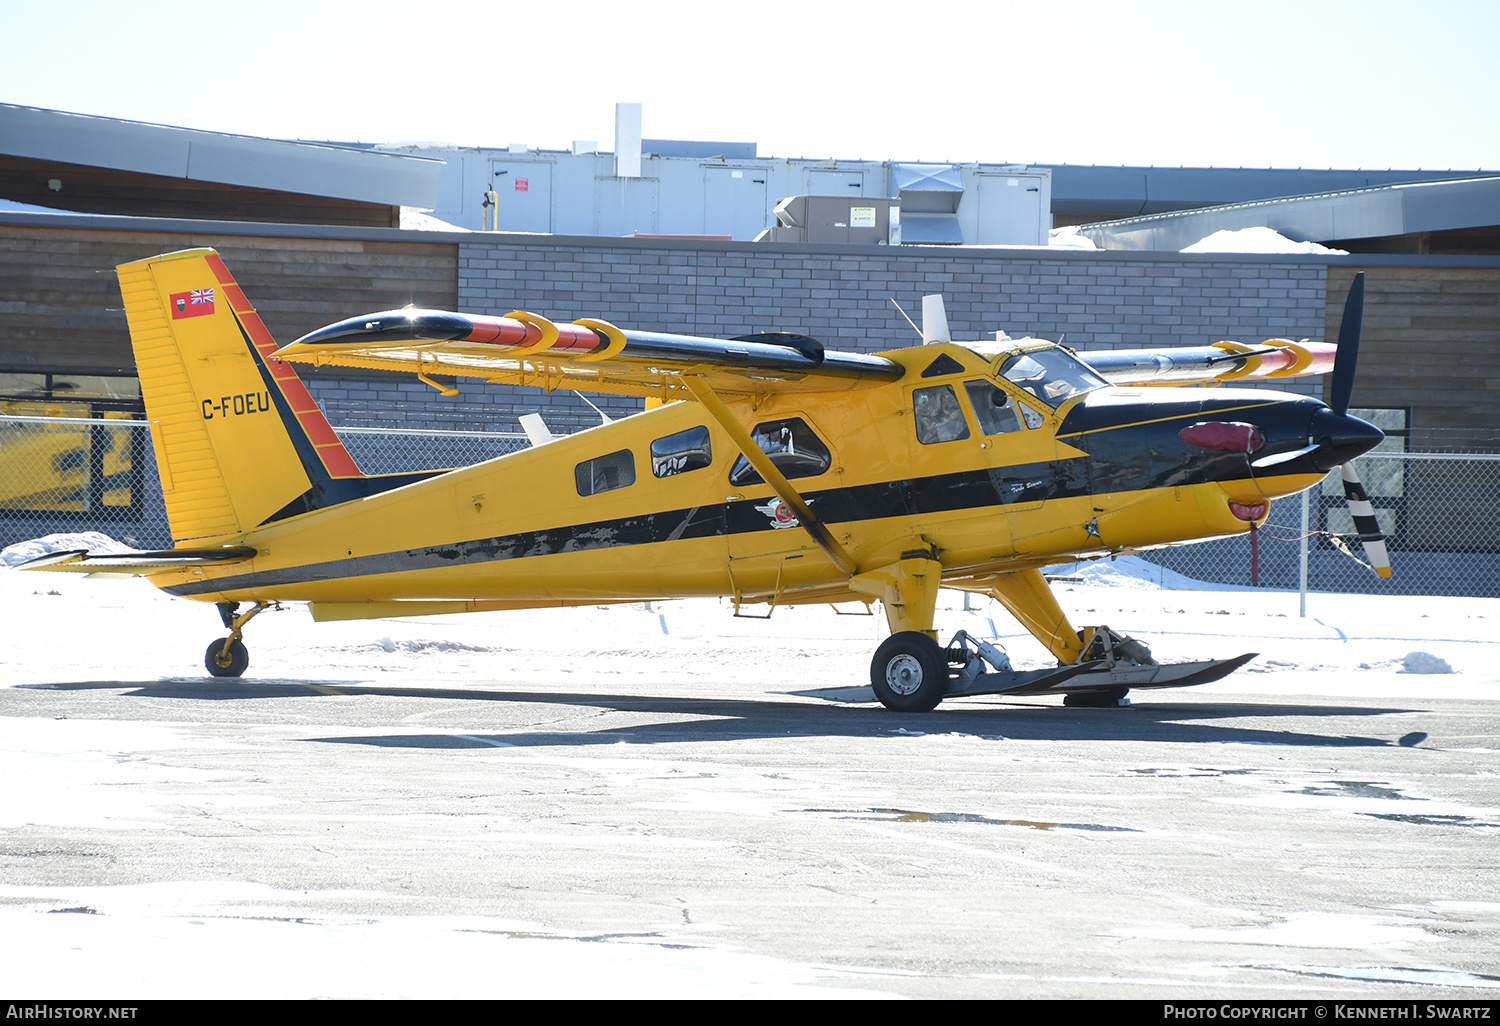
(170, 288, 215, 319)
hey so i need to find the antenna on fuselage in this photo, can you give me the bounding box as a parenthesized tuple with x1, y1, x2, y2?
(519, 413, 555, 447)
(922, 294, 952, 345)
(890, 297, 922, 340)
(577, 392, 612, 425)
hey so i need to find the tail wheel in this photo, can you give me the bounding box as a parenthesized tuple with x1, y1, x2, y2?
(871, 631, 948, 712)
(205, 637, 249, 678)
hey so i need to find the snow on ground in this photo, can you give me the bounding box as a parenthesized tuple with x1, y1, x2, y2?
(0, 887, 887, 999)
(2, 542, 1497, 998)
(1180, 226, 1349, 255)
(2, 544, 1495, 700)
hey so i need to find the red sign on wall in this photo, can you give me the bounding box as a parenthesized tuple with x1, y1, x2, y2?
(515, 178, 529, 192)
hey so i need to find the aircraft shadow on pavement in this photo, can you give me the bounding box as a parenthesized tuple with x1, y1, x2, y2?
(30, 678, 1421, 749)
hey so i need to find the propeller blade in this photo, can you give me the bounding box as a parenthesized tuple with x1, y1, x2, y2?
(1340, 462, 1392, 579)
(1329, 271, 1365, 417)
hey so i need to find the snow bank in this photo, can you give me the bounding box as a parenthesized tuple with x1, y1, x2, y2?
(400, 207, 473, 232)
(1048, 225, 1099, 250)
(1043, 554, 1251, 592)
(1402, 651, 1454, 674)
(1181, 226, 1348, 255)
(1, 531, 141, 568)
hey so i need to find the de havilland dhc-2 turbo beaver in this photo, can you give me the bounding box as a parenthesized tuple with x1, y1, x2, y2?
(20, 249, 1390, 710)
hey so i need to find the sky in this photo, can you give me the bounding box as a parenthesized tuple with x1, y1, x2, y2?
(3, 0, 1498, 170)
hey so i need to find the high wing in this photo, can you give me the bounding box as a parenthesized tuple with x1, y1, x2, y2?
(1075, 338, 1336, 386)
(272, 309, 903, 400)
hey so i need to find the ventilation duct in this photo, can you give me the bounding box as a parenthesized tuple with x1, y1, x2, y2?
(894, 163, 964, 244)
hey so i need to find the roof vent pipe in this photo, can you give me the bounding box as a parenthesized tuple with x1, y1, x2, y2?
(615, 103, 642, 179)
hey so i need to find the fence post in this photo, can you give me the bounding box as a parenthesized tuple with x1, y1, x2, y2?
(1299, 487, 1309, 617)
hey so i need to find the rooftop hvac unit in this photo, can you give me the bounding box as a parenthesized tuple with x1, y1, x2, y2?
(757, 195, 901, 245)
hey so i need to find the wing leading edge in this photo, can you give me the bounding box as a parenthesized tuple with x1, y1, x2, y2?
(1075, 339, 1337, 386)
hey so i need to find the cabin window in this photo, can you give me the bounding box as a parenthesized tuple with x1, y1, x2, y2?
(963, 380, 1026, 435)
(728, 418, 832, 486)
(912, 384, 970, 444)
(575, 449, 636, 496)
(999, 349, 1106, 408)
(651, 425, 712, 478)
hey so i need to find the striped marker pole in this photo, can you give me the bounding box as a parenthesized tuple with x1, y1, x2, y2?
(1341, 464, 1393, 579)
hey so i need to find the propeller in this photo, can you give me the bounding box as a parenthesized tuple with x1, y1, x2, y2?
(1324, 272, 1392, 579)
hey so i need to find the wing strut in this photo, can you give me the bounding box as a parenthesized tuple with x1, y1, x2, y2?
(678, 375, 856, 575)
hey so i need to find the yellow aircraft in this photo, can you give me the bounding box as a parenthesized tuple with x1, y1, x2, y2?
(20, 248, 1390, 710)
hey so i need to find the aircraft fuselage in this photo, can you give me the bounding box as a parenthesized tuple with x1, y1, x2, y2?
(148, 342, 1377, 614)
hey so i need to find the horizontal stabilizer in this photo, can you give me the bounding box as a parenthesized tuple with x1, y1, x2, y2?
(16, 546, 256, 576)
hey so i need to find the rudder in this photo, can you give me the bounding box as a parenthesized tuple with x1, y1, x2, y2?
(118, 248, 364, 543)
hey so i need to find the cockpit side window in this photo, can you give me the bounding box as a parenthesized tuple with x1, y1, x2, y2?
(912, 384, 971, 444)
(651, 425, 712, 478)
(963, 379, 1025, 435)
(728, 417, 832, 486)
(575, 449, 636, 497)
(999, 349, 1106, 408)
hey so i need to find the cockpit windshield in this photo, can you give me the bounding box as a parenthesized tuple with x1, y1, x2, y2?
(998, 348, 1106, 408)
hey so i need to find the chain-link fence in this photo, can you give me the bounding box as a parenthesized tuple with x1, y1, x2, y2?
(3, 413, 1498, 598)
(333, 425, 529, 475)
(0, 414, 167, 550)
(0, 415, 527, 553)
(1135, 450, 1500, 597)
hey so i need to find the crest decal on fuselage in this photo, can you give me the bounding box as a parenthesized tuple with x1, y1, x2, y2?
(754, 498, 804, 529)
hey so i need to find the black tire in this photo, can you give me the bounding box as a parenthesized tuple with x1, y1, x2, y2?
(870, 631, 948, 712)
(205, 637, 249, 678)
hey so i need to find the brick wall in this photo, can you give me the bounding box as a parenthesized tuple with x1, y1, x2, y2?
(457, 241, 1328, 352)
(313, 238, 1331, 432)
(450, 240, 1327, 430)
(302, 373, 617, 434)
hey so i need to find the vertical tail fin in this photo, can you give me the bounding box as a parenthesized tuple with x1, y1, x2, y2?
(118, 248, 366, 543)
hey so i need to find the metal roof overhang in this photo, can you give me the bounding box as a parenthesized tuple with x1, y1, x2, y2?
(1076, 176, 1500, 251)
(1045, 165, 1496, 218)
(0, 104, 443, 208)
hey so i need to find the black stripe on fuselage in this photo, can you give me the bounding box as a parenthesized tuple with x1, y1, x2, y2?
(160, 419, 1276, 599)
(164, 389, 1327, 598)
(163, 459, 1090, 596)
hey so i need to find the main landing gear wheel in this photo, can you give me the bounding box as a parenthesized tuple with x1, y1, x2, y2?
(205, 637, 249, 678)
(871, 631, 949, 712)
